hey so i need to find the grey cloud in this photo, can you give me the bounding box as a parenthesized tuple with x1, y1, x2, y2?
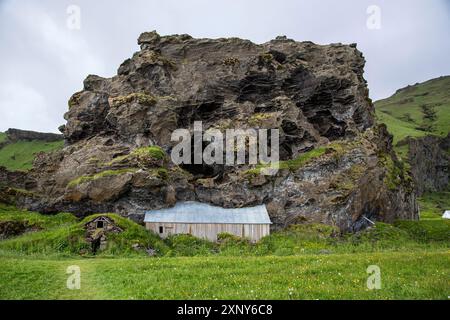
(0, 0, 449, 132)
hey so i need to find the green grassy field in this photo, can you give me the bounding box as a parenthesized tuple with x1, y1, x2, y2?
(1, 251, 448, 300)
(0, 138, 63, 171)
(0, 203, 448, 300)
(2, 86, 450, 300)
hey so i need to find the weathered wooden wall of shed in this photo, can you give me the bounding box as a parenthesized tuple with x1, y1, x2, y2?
(146, 222, 270, 242)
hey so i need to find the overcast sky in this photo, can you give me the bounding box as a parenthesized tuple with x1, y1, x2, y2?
(0, 0, 449, 133)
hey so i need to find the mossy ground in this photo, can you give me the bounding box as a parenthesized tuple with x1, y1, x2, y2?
(378, 153, 412, 191)
(248, 112, 276, 126)
(132, 146, 165, 160)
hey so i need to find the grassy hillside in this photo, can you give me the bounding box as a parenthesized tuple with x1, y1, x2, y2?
(0, 132, 6, 144)
(0, 138, 63, 171)
(375, 110, 426, 145)
(375, 76, 450, 159)
(0, 206, 167, 257)
(0, 204, 448, 258)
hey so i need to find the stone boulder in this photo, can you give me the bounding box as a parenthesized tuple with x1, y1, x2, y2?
(16, 31, 417, 231)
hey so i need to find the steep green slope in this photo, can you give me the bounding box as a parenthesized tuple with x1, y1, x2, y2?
(375, 75, 450, 140)
(375, 109, 426, 145)
(0, 139, 63, 171)
(0, 132, 6, 144)
(375, 75, 450, 160)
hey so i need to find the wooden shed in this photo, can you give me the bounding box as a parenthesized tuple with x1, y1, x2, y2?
(144, 202, 272, 242)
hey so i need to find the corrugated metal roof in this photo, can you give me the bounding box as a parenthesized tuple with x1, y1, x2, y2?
(144, 201, 272, 224)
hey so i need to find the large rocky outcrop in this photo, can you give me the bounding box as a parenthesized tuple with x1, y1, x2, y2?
(16, 31, 417, 231)
(408, 134, 450, 195)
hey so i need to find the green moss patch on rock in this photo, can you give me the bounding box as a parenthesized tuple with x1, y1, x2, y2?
(132, 146, 165, 160)
(245, 146, 328, 175)
(248, 112, 278, 127)
(329, 163, 366, 194)
(106, 146, 166, 168)
(138, 50, 177, 70)
(67, 168, 138, 188)
(258, 52, 274, 64)
(0, 187, 37, 206)
(68, 91, 83, 109)
(222, 57, 240, 66)
(109, 93, 157, 108)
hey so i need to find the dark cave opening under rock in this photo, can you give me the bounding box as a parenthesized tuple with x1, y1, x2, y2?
(179, 138, 226, 179)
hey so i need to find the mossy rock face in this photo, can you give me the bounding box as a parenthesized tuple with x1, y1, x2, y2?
(0, 187, 37, 205)
(378, 153, 413, 191)
(29, 32, 419, 231)
(104, 146, 167, 173)
(245, 146, 328, 176)
(68, 91, 83, 109)
(329, 164, 366, 195)
(222, 57, 240, 66)
(67, 168, 138, 188)
(109, 93, 157, 108)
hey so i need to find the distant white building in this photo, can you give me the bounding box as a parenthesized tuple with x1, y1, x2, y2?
(442, 210, 450, 219)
